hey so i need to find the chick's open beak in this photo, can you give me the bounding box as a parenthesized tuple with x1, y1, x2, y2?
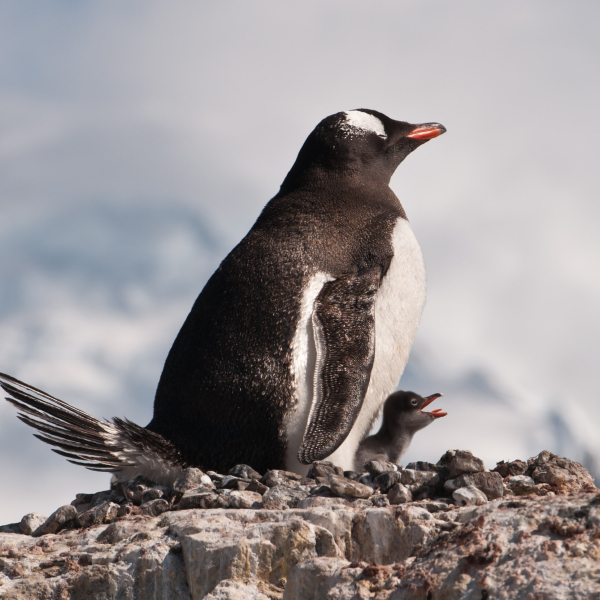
(420, 393, 447, 418)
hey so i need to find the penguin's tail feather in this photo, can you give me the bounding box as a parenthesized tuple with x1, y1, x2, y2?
(1, 372, 186, 486)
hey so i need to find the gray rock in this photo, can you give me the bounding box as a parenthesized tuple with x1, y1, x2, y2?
(406, 461, 439, 472)
(526, 452, 596, 493)
(178, 491, 221, 510)
(306, 461, 344, 479)
(0, 523, 20, 534)
(172, 468, 213, 493)
(493, 459, 527, 477)
(374, 470, 403, 492)
(246, 479, 269, 495)
(506, 475, 539, 496)
(76, 501, 120, 528)
(444, 471, 504, 499)
(327, 475, 373, 499)
(261, 470, 303, 488)
(401, 469, 438, 486)
(363, 460, 399, 476)
(440, 450, 485, 478)
(228, 491, 263, 509)
(217, 476, 250, 490)
(141, 498, 170, 516)
(19, 513, 47, 536)
(228, 464, 262, 480)
(452, 485, 488, 506)
(387, 483, 412, 504)
(262, 485, 308, 509)
(369, 495, 390, 508)
(34, 504, 78, 536)
(297, 497, 350, 509)
(142, 488, 165, 503)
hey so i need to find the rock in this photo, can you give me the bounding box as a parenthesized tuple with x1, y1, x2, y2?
(19, 513, 47, 536)
(363, 460, 399, 476)
(76, 501, 120, 528)
(506, 475, 539, 496)
(0, 523, 20, 534)
(369, 495, 390, 508)
(141, 498, 170, 516)
(261, 470, 303, 488)
(228, 491, 262, 509)
(452, 485, 488, 506)
(400, 469, 438, 486)
(172, 468, 214, 493)
(327, 475, 373, 499)
(142, 488, 164, 503)
(178, 491, 222, 510)
(217, 476, 250, 490)
(526, 452, 596, 493)
(228, 464, 262, 480)
(33, 504, 78, 536)
(297, 497, 350, 509)
(405, 461, 440, 472)
(439, 449, 485, 478)
(444, 471, 504, 499)
(493, 459, 527, 477)
(306, 461, 344, 479)
(374, 470, 403, 492)
(262, 485, 308, 509)
(388, 483, 412, 504)
(246, 479, 269, 495)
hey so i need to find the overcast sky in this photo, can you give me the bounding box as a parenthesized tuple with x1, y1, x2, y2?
(1, 1, 600, 523)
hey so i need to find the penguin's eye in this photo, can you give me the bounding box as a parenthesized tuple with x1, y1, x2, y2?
(411, 398, 418, 406)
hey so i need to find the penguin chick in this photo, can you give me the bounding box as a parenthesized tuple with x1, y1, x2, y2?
(354, 391, 446, 471)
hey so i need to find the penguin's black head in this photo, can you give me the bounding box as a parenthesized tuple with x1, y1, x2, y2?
(382, 390, 447, 434)
(281, 109, 446, 190)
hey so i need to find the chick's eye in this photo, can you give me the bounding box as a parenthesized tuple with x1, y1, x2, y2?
(411, 399, 418, 406)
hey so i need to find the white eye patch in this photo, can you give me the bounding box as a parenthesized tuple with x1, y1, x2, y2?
(341, 110, 387, 139)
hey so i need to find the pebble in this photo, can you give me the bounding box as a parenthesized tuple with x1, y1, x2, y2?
(452, 485, 488, 506)
(141, 499, 170, 517)
(34, 504, 78, 536)
(262, 485, 309, 509)
(328, 475, 373, 499)
(76, 501, 119, 528)
(441, 450, 486, 478)
(444, 471, 504, 499)
(506, 475, 539, 496)
(20, 513, 47, 536)
(364, 460, 399, 476)
(172, 468, 213, 493)
(228, 464, 262, 480)
(228, 491, 263, 509)
(375, 471, 403, 492)
(388, 483, 412, 505)
(306, 461, 344, 479)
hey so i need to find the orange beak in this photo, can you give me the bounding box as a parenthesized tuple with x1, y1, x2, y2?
(420, 393, 447, 418)
(406, 123, 447, 141)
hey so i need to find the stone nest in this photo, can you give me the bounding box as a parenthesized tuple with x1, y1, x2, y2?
(3, 449, 595, 539)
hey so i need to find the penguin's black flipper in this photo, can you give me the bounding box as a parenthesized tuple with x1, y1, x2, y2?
(297, 271, 379, 464)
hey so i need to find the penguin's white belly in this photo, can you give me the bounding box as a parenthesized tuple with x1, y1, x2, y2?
(329, 218, 426, 470)
(284, 217, 426, 473)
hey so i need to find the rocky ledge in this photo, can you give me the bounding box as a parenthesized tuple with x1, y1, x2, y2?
(1, 450, 598, 599)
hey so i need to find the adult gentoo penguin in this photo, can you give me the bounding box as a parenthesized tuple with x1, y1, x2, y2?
(2, 109, 445, 482)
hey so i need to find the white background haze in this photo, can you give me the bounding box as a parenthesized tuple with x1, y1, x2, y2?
(1, 1, 600, 523)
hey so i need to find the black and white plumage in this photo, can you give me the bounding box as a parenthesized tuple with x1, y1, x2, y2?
(4, 109, 446, 480)
(354, 391, 447, 472)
